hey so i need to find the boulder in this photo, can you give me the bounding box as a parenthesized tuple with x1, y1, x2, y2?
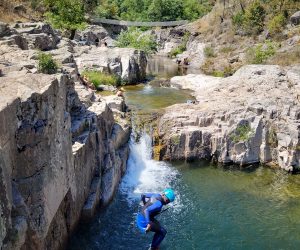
(0, 22, 12, 37)
(74, 25, 110, 46)
(75, 47, 147, 84)
(290, 11, 300, 26)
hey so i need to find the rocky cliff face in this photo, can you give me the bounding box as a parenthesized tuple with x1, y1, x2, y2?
(0, 22, 131, 249)
(158, 65, 300, 172)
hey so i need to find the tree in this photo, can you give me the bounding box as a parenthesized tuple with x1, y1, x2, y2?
(45, 0, 86, 38)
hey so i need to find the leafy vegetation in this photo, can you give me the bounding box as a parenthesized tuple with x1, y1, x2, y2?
(44, 0, 86, 34)
(168, 32, 190, 57)
(82, 70, 120, 87)
(247, 40, 278, 64)
(38, 53, 58, 74)
(267, 13, 287, 35)
(232, 0, 266, 35)
(204, 46, 216, 58)
(95, 0, 212, 21)
(116, 28, 157, 53)
(230, 124, 253, 143)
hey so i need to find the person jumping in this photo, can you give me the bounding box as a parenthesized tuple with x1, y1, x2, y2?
(140, 189, 176, 250)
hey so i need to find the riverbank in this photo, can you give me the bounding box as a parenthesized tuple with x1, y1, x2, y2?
(157, 64, 300, 172)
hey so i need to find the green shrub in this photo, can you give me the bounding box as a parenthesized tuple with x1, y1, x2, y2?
(267, 13, 286, 35)
(45, 0, 86, 32)
(38, 53, 58, 74)
(204, 46, 216, 58)
(95, 0, 119, 19)
(232, 1, 266, 35)
(212, 71, 224, 77)
(230, 124, 253, 143)
(247, 40, 277, 64)
(232, 11, 245, 28)
(116, 28, 157, 54)
(82, 70, 120, 87)
(168, 32, 190, 57)
(244, 0, 266, 34)
(182, 0, 212, 21)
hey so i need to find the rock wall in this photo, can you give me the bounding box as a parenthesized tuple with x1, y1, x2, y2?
(0, 23, 131, 249)
(158, 65, 300, 172)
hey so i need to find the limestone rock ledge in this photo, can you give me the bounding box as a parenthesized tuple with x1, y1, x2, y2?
(159, 65, 300, 172)
(0, 23, 131, 250)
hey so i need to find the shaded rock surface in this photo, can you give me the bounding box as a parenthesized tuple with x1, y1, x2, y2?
(159, 65, 300, 172)
(0, 22, 131, 250)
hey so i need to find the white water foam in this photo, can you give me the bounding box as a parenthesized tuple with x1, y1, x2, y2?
(120, 133, 179, 205)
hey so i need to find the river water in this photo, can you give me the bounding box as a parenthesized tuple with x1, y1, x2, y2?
(69, 56, 300, 250)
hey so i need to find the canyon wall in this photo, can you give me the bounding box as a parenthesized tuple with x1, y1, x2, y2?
(0, 22, 132, 249)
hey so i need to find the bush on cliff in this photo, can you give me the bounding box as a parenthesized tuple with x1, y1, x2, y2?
(116, 28, 157, 54)
(232, 0, 266, 35)
(168, 32, 190, 58)
(247, 40, 277, 64)
(82, 70, 120, 87)
(38, 53, 58, 74)
(267, 13, 287, 36)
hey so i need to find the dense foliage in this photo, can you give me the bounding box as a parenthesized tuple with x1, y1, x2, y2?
(232, 0, 300, 35)
(38, 53, 58, 74)
(246, 40, 278, 64)
(96, 0, 212, 21)
(116, 28, 157, 53)
(45, 0, 86, 32)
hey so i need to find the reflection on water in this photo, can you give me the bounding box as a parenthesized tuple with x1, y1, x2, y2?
(147, 55, 202, 78)
(123, 84, 193, 112)
(69, 157, 300, 250)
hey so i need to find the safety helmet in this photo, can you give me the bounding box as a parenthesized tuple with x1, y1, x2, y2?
(163, 188, 175, 202)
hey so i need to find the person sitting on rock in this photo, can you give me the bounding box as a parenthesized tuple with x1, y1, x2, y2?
(116, 87, 125, 97)
(183, 57, 190, 66)
(77, 73, 95, 90)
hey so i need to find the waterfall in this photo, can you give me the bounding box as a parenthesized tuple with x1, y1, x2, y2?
(120, 133, 178, 204)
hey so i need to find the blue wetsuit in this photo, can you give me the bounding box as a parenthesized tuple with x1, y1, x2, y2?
(141, 193, 168, 249)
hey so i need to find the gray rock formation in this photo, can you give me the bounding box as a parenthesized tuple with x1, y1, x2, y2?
(74, 24, 114, 47)
(0, 22, 131, 249)
(158, 65, 300, 172)
(151, 27, 205, 68)
(290, 11, 300, 26)
(75, 46, 147, 84)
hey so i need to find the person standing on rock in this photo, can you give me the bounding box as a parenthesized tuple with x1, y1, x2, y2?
(137, 189, 176, 250)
